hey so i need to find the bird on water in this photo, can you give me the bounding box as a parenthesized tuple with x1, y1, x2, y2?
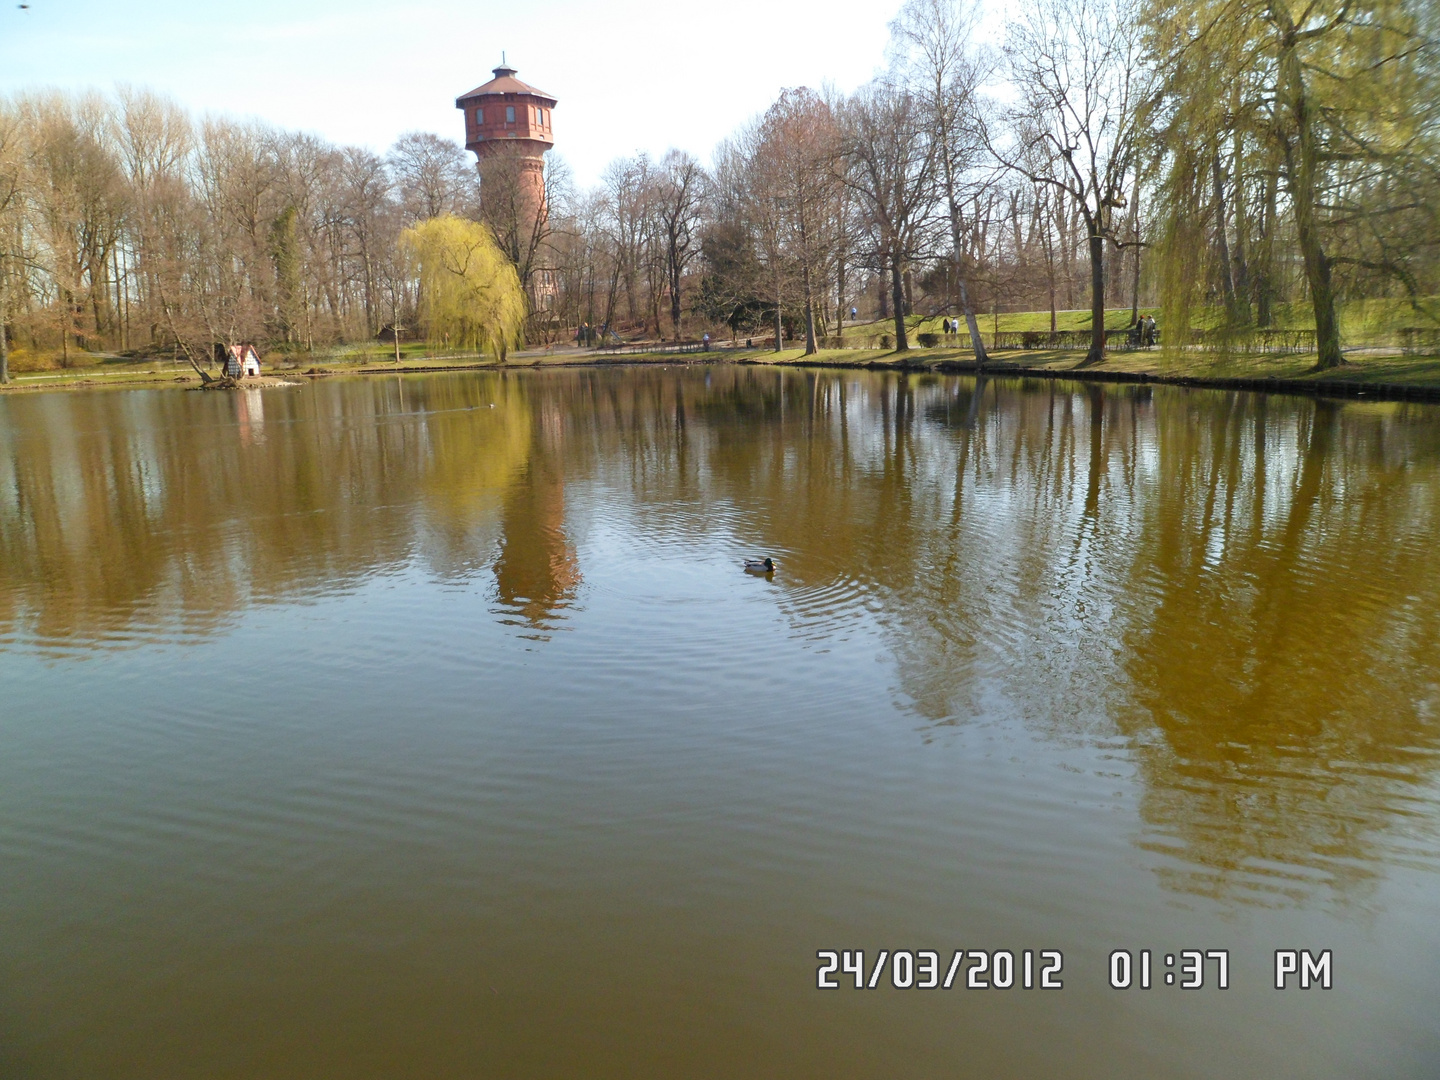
(745, 557, 775, 574)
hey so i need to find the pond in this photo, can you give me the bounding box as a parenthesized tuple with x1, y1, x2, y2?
(1, 367, 1438, 1078)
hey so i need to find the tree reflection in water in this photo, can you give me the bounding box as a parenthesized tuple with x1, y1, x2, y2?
(1, 367, 1437, 904)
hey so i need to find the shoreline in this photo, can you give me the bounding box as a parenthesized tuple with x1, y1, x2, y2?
(4, 346, 1440, 405)
(743, 354, 1440, 403)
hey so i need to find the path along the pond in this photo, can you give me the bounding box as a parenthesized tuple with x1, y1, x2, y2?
(4, 343, 1440, 404)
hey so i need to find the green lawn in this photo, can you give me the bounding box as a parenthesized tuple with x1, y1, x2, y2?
(837, 309, 1147, 340)
(0, 343, 501, 390)
(839, 296, 1440, 345)
(8, 312, 1440, 395)
(702, 343, 1440, 390)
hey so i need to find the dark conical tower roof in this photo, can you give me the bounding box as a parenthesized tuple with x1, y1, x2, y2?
(456, 60, 556, 105)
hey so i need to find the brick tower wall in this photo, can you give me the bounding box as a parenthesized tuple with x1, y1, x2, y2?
(457, 77, 555, 227)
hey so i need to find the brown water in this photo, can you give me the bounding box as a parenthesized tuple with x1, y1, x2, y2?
(1, 367, 1438, 1079)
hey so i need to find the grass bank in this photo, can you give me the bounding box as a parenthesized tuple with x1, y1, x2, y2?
(838, 296, 1440, 346)
(6, 340, 1440, 404)
(570, 344, 1440, 402)
(0, 345, 500, 392)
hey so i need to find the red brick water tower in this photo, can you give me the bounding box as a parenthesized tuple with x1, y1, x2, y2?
(456, 59, 556, 220)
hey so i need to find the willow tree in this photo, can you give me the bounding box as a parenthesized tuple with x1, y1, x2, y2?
(400, 214, 526, 361)
(1144, 0, 1440, 368)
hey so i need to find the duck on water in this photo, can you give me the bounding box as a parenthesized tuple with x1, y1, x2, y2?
(745, 557, 775, 574)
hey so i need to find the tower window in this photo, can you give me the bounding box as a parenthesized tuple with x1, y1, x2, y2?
(506, 105, 515, 123)
(475, 107, 483, 124)
(536, 106, 543, 124)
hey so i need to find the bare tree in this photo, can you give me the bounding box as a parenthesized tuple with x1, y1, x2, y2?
(337, 146, 392, 336)
(731, 124, 792, 351)
(891, 0, 993, 361)
(18, 93, 129, 365)
(388, 132, 474, 224)
(0, 102, 20, 383)
(757, 90, 842, 354)
(841, 80, 941, 352)
(191, 117, 281, 352)
(653, 149, 704, 341)
(994, 0, 1147, 364)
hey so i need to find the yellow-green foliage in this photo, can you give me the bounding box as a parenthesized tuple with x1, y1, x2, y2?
(400, 215, 527, 360)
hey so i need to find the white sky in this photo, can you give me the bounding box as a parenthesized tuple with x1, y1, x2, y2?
(0, 0, 1009, 188)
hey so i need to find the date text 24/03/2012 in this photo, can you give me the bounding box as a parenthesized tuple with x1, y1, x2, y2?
(817, 950, 1063, 990)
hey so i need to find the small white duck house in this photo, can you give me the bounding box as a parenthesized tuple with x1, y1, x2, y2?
(223, 344, 261, 378)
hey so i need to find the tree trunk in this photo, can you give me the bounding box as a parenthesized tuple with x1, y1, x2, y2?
(60, 289, 70, 368)
(773, 268, 783, 352)
(392, 291, 402, 363)
(361, 246, 374, 336)
(120, 246, 131, 352)
(1102, 209, 1123, 308)
(304, 279, 314, 353)
(1125, 186, 1141, 327)
(801, 258, 817, 356)
(1056, 212, 1070, 311)
(958, 279, 987, 364)
(158, 292, 214, 384)
(1085, 223, 1106, 365)
(669, 247, 683, 342)
(1212, 149, 1239, 324)
(91, 257, 109, 346)
(1230, 128, 1253, 323)
(0, 270, 8, 385)
(1255, 167, 1278, 328)
(111, 246, 124, 350)
(1130, 242, 1141, 328)
(601, 262, 619, 338)
(891, 258, 908, 352)
(1291, 158, 1342, 368)
(936, 98, 988, 362)
(1276, 14, 1343, 368)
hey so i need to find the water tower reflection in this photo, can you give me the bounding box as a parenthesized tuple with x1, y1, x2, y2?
(491, 396, 580, 636)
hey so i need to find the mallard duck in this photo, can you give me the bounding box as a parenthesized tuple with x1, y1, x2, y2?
(745, 557, 776, 574)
